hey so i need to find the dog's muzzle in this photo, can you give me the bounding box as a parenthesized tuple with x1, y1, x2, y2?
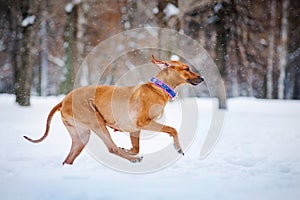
(186, 77, 204, 86)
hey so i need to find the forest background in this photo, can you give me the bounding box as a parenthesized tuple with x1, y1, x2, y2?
(0, 0, 299, 106)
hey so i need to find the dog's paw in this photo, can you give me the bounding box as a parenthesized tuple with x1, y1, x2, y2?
(177, 149, 184, 156)
(130, 156, 143, 163)
(119, 147, 139, 155)
(119, 147, 127, 152)
(173, 144, 184, 156)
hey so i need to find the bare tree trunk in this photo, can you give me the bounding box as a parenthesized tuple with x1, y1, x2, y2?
(215, 2, 229, 108)
(76, 1, 89, 86)
(266, 0, 276, 99)
(39, 0, 49, 96)
(157, 0, 169, 59)
(61, 3, 78, 94)
(19, 30, 33, 106)
(278, 0, 289, 99)
(15, 0, 35, 106)
(231, 40, 239, 97)
(215, 2, 228, 78)
(8, 1, 21, 96)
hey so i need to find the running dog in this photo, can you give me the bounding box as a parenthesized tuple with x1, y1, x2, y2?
(24, 55, 204, 164)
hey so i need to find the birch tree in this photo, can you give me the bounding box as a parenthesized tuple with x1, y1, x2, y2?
(266, 0, 276, 99)
(278, 0, 289, 99)
(39, 0, 49, 96)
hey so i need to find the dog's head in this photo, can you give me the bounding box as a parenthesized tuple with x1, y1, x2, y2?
(151, 55, 204, 86)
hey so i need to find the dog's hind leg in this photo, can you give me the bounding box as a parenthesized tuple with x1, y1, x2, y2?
(63, 121, 91, 165)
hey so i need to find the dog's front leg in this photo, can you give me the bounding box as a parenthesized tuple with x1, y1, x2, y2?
(129, 131, 140, 155)
(137, 120, 184, 155)
(119, 131, 140, 155)
(91, 112, 143, 163)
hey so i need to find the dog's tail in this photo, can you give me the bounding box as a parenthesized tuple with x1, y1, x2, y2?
(23, 102, 62, 143)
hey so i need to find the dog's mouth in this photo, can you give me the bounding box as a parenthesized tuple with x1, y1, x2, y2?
(186, 77, 204, 86)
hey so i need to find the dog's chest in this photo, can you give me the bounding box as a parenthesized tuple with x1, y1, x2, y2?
(106, 122, 122, 132)
(106, 117, 138, 133)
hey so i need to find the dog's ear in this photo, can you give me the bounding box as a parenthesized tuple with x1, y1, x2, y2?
(151, 54, 170, 70)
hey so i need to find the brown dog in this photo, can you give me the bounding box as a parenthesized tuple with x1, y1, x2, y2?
(24, 55, 203, 165)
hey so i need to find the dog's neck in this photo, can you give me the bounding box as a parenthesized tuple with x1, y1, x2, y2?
(155, 69, 182, 89)
(148, 69, 184, 100)
(150, 77, 177, 99)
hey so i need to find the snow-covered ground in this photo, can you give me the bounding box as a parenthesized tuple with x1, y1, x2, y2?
(1, 94, 300, 200)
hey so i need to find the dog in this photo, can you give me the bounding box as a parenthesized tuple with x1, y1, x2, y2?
(24, 55, 204, 165)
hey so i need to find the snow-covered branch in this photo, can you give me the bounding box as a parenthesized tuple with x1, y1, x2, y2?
(288, 47, 300, 63)
(21, 15, 36, 27)
(65, 0, 82, 13)
(48, 54, 65, 67)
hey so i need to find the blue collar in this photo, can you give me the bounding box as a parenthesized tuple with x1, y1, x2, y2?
(150, 77, 177, 99)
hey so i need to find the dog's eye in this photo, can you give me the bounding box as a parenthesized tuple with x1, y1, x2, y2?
(185, 68, 189, 72)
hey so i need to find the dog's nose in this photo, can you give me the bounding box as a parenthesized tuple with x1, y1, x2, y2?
(199, 76, 204, 82)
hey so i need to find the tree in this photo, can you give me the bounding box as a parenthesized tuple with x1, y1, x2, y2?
(61, 1, 78, 94)
(266, 0, 276, 99)
(286, 0, 300, 99)
(38, 0, 49, 96)
(11, 0, 36, 106)
(278, 0, 289, 99)
(1, 0, 300, 100)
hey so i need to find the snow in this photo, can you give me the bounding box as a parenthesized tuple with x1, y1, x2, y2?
(170, 54, 180, 61)
(1, 94, 300, 199)
(65, 3, 74, 13)
(288, 47, 300, 62)
(48, 54, 65, 67)
(65, 0, 82, 13)
(164, 3, 179, 18)
(21, 15, 36, 27)
(152, 7, 159, 14)
(214, 2, 223, 13)
(124, 21, 131, 29)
